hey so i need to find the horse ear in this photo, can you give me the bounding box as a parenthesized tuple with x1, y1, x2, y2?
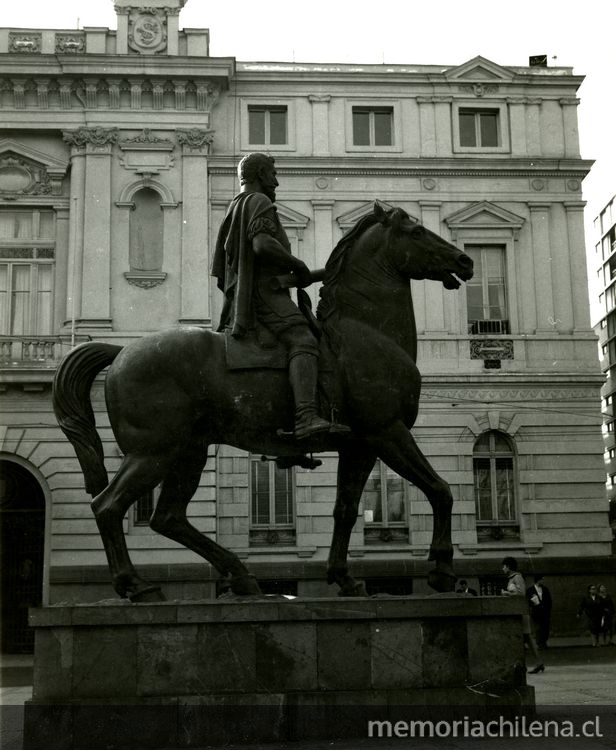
(373, 200, 389, 224)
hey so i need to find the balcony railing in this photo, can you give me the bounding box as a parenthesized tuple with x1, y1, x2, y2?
(0, 335, 90, 366)
(468, 319, 511, 335)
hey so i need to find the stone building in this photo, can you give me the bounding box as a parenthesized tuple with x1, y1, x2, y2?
(0, 0, 612, 652)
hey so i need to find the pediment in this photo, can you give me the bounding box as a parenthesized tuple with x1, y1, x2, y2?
(0, 139, 68, 173)
(336, 200, 419, 229)
(275, 202, 310, 229)
(445, 201, 525, 240)
(0, 140, 68, 196)
(444, 56, 514, 82)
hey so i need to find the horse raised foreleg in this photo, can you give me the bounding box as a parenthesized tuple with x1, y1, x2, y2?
(150, 445, 262, 596)
(327, 445, 376, 596)
(91, 453, 170, 601)
(369, 421, 455, 593)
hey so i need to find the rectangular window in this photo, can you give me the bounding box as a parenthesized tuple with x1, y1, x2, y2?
(352, 107, 393, 147)
(363, 460, 408, 543)
(459, 109, 499, 147)
(134, 490, 155, 526)
(465, 245, 509, 334)
(0, 209, 55, 336)
(248, 106, 288, 145)
(249, 456, 295, 545)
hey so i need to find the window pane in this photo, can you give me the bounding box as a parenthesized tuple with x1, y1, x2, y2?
(459, 112, 476, 147)
(248, 108, 266, 144)
(474, 458, 493, 520)
(495, 458, 514, 520)
(273, 465, 293, 524)
(480, 112, 498, 147)
(35, 264, 53, 334)
(362, 469, 382, 523)
(269, 109, 287, 145)
(0, 264, 7, 334)
(385, 472, 405, 522)
(466, 284, 484, 321)
(11, 265, 30, 334)
(251, 461, 270, 525)
(352, 110, 370, 146)
(39, 211, 55, 239)
(374, 110, 392, 146)
(0, 213, 16, 239)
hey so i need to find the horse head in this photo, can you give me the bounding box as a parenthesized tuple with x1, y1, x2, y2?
(373, 200, 474, 289)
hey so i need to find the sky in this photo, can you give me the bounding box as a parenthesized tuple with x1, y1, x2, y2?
(3, 0, 615, 319)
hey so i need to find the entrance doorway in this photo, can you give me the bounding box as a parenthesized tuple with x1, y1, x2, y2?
(0, 460, 45, 653)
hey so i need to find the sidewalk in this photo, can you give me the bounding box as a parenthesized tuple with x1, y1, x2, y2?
(1, 643, 615, 749)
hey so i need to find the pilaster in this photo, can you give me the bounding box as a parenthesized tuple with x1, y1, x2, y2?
(525, 98, 542, 157)
(528, 202, 555, 333)
(177, 128, 214, 325)
(419, 201, 446, 332)
(417, 97, 436, 158)
(308, 95, 331, 156)
(560, 98, 581, 158)
(565, 201, 592, 332)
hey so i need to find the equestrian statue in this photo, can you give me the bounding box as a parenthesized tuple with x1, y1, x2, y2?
(52, 153, 474, 602)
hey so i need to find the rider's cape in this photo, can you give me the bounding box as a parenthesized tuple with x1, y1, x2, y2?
(212, 191, 277, 338)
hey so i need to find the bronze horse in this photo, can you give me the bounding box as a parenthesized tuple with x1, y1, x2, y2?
(53, 201, 473, 601)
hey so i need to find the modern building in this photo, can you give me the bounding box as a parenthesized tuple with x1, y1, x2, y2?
(594, 195, 616, 540)
(0, 0, 612, 652)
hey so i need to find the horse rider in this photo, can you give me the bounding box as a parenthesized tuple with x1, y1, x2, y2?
(212, 152, 339, 440)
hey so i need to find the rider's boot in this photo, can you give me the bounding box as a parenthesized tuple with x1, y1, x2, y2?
(289, 353, 333, 439)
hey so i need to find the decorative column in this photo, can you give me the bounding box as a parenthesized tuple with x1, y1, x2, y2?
(565, 201, 592, 332)
(61, 134, 86, 331)
(419, 201, 446, 332)
(308, 95, 331, 156)
(528, 202, 555, 333)
(417, 97, 437, 158)
(177, 128, 215, 325)
(525, 98, 542, 157)
(560, 98, 581, 158)
(508, 98, 527, 156)
(53, 207, 70, 331)
(433, 97, 452, 155)
(310, 199, 334, 311)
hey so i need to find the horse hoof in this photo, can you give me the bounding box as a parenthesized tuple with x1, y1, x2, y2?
(230, 573, 262, 596)
(428, 569, 456, 593)
(129, 586, 166, 603)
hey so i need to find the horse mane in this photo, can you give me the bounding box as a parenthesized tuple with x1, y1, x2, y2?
(317, 213, 382, 322)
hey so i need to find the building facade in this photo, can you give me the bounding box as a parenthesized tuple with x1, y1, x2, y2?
(594, 195, 616, 540)
(0, 0, 612, 652)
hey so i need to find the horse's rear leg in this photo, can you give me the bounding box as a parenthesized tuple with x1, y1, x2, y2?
(150, 445, 261, 596)
(327, 445, 376, 596)
(369, 420, 455, 593)
(91, 453, 171, 601)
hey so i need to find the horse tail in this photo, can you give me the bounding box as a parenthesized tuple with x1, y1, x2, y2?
(52, 342, 122, 497)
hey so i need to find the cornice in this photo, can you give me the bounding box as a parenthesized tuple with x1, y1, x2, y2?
(208, 156, 593, 180)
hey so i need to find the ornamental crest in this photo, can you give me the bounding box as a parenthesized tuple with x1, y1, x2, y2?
(128, 10, 167, 54)
(0, 154, 52, 196)
(63, 127, 119, 149)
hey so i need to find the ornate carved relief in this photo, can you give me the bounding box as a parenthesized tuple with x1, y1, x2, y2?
(55, 34, 85, 54)
(123, 271, 167, 289)
(176, 128, 215, 153)
(424, 387, 598, 402)
(0, 154, 52, 196)
(119, 129, 175, 174)
(63, 127, 119, 150)
(9, 33, 41, 53)
(458, 83, 499, 97)
(128, 9, 167, 54)
(469, 339, 514, 360)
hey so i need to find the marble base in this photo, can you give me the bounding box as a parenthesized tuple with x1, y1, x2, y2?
(25, 595, 535, 748)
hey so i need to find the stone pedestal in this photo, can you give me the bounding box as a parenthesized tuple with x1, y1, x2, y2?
(25, 595, 534, 749)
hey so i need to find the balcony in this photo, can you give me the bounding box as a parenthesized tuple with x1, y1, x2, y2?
(0, 335, 90, 371)
(468, 319, 511, 335)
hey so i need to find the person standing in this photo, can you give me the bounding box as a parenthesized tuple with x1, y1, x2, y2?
(598, 584, 615, 646)
(577, 584, 604, 647)
(526, 574, 552, 650)
(456, 579, 478, 596)
(501, 557, 544, 673)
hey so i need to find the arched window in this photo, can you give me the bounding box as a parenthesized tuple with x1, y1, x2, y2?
(473, 430, 519, 541)
(129, 188, 163, 272)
